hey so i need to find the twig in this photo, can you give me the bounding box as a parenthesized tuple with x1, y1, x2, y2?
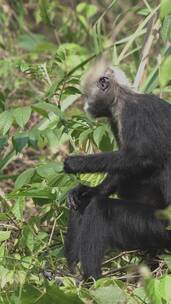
(112, 274, 141, 280)
(102, 263, 136, 277)
(118, 5, 160, 63)
(143, 0, 152, 12)
(0, 223, 19, 230)
(111, 11, 134, 42)
(134, 14, 160, 90)
(48, 218, 57, 246)
(103, 250, 137, 265)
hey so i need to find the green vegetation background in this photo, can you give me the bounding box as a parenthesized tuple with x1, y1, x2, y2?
(0, 0, 171, 303)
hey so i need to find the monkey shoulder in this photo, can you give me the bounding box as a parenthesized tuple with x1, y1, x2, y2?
(121, 93, 171, 158)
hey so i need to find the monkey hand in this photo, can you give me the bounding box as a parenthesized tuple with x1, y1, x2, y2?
(64, 156, 79, 174)
(67, 184, 94, 210)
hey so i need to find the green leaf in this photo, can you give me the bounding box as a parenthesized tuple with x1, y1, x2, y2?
(161, 15, 171, 41)
(61, 94, 80, 111)
(45, 130, 59, 153)
(15, 188, 56, 200)
(37, 285, 83, 304)
(46, 54, 96, 99)
(21, 256, 32, 269)
(0, 245, 5, 259)
(0, 231, 11, 242)
(0, 111, 13, 135)
(58, 132, 70, 145)
(19, 62, 30, 73)
(39, 0, 51, 25)
(15, 168, 35, 189)
(0, 266, 10, 289)
(56, 42, 86, 57)
(161, 255, 171, 270)
(137, 8, 150, 16)
(76, 2, 97, 18)
(63, 86, 81, 95)
(16, 270, 26, 285)
(145, 276, 171, 303)
(19, 284, 83, 304)
(32, 102, 63, 118)
(159, 275, 171, 302)
(13, 106, 32, 128)
(0, 213, 8, 220)
(99, 133, 114, 151)
(37, 162, 63, 178)
(90, 285, 127, 304)
(160, 55, 171, 86)
(0, 149, 16, 171)
(145, 278, 163, 304)
(0, 136, 7, 150)
(133, 287, 149, 303)
(22, 226, 34, 252)
(12, 197, 25, 220)
(79, 129, 92, 145)
(80, 173, 105, 187)
(160, 0, 171, 19)
(12, 134, 29, 152)
(93, 126, 106, 147)
(17, 33, 49, 52)
(16, 285, 41, 304)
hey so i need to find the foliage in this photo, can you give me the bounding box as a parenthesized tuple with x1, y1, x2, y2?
(0, 0, 171, 303)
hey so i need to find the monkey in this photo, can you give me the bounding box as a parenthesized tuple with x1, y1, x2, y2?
(63, 59, 171, 279)
(64, 59, 171, 208)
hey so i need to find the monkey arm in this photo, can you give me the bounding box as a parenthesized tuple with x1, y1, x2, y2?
(64, 151, 119, 173)
(64, 150, 155, 175)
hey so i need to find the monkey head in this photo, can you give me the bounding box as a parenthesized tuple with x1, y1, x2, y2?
(81, 58, 131, 118)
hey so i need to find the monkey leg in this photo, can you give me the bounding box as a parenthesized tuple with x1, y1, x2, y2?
(79, 197, 171, 279)
(79, 196, 110, 279)
(64, 209, 82, 273)
(64, 191, 93, 273)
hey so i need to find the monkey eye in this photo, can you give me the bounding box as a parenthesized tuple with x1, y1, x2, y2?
(97, 76, 110, 91)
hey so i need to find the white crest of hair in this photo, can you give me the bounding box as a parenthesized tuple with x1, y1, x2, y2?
(81, 57, 109, 90)
(111, 66, 137, 92)
(110, 66, 131, 87)
(81, 57, 135, 92)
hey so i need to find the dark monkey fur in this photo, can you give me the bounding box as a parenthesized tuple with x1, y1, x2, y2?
(64, 59, 171, 279)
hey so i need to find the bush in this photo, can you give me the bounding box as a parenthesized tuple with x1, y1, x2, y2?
(0, 1, 171, 303)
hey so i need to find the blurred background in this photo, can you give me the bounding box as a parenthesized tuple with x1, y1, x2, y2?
(0, 1, 171, 303)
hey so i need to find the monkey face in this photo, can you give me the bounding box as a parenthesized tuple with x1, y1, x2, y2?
(97, 76, 110, 91)
(81, 57, 131, 119)
(82, 67, 116, 118)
